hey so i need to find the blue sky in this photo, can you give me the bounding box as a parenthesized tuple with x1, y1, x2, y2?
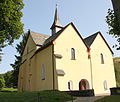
(0, 0, 120, 74)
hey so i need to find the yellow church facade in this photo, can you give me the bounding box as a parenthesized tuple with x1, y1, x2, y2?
(18, 8, 116, 96)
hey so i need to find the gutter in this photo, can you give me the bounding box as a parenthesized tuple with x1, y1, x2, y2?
(52, 44, 55, 90)
(88, 48, 94, 89)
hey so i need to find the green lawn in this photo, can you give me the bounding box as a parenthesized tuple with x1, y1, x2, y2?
(1, 88, 17, 92)
(95, 95, 120, 102)
(0, 90, 73, 102)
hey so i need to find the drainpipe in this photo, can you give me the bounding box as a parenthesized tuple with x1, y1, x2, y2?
(52, 44, 55, 90)
(88, 48, 93, 89)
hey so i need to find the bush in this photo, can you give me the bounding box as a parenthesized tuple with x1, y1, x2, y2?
(0, 77, 5, 90)
(113, 57, 120, 87)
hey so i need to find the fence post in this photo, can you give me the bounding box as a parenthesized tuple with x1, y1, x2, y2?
(71, 95, 73, 102)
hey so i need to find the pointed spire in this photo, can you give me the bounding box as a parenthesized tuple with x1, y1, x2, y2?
(50, 5, 63, 35)
(54, 5, 61, 27)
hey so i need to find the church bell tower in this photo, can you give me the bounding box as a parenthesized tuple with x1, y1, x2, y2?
(50, 6, 63, 35)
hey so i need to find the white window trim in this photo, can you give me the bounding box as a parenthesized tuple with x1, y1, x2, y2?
(103, 80, 108, 90)
(68, 80, 73, 90)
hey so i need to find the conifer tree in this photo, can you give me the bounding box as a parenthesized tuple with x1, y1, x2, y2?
(11, 32, 28, 87)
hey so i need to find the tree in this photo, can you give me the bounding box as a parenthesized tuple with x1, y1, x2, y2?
(11, 32, 29, 87)
(0, 0, 24, 49)
(3, 71, 13, 87)
(0, 51, 3, 62)
(106, 9, 120, 50)
(0, 75, 5, 90)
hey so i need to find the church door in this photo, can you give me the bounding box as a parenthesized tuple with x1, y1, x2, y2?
(79, 79, 90, 90)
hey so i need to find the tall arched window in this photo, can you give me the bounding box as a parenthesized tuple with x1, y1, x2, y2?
(101, 53, 104, 64)
(41, 64, 45, 80)
(68, 80, 73, 90)
(71, 48, 75, 60)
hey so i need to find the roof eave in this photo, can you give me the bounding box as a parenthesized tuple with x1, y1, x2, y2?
(98, 32, 114, 54)
(30, 42, 53, 59)
(70, 22, 90, 49)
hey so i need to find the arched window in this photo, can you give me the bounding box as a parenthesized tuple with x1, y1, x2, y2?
(101, 53, 104, 64)
(41, 64, 45, 80)
(103, 80, 108, 90)
(71, 48, 75, 60)
(68, 80, 73, 90)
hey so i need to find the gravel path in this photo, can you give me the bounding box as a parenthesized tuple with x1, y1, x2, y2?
(67, 96, 105, 102)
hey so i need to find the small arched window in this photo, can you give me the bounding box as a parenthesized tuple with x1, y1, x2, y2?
(68, 80, 73, 90)
(71, 48, 75, 60)
(101, 53, 104, 64)
(103, 80, 108, 90)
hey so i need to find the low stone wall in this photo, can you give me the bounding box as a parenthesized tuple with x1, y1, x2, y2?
(65, 89, 95, 97)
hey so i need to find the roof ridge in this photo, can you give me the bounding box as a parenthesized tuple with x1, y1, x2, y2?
(29, 31, 50, 46)
(30, 31, 50, 36)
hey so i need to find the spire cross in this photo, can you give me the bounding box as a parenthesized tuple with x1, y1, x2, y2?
(50, 1, 62, 35)
(55, 0, 59, 8)
(56, 3, 58, 8)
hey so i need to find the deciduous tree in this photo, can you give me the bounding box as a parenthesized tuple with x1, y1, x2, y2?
(106, 9, 120, 50)
(0, 75, 5, 90)
(0, 0, 24, 49)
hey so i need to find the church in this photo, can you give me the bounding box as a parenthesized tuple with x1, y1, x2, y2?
(18, 7, 116, 96)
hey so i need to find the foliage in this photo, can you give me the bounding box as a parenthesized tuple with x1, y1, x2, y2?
(3, 71, 14, 87)
(0, 0, 24, 49)
(0, 51, 3, 62)
(94, 95, 120, 102)
(0, 75, 5, 90)
(106, 9, 120, 50)
(10, 55, 22, 87)
(113, 57, 120, 87)
(10, 32, 29, 87)
(0, 90, 73, 102)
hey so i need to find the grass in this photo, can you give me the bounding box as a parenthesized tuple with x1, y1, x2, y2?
(1, 88, 17, 92)
(95, 95, 120, 102)
(0, 90, 73, 102)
